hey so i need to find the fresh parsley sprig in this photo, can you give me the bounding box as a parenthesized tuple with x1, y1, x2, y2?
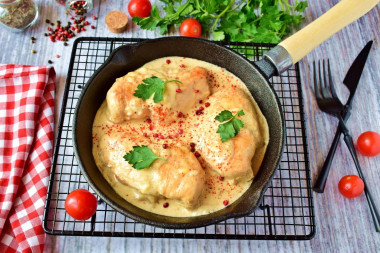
(123, 145, 166, 170)
(215, 109, 245, 142)
(133, 76, 182, 103)
(132, 0, 308, 43)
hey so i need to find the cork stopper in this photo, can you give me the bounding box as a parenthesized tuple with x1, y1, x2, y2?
(105, 11, 128, 34)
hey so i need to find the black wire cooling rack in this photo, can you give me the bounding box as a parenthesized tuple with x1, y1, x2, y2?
(43, 37, 315, 240)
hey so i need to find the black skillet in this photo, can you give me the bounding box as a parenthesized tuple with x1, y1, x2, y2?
(72, 0, 376, 228)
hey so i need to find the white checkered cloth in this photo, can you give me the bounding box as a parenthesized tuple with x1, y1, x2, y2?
(0, 65, 55, 253)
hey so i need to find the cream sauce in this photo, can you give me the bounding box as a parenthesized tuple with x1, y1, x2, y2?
(92, 57, 269, 217)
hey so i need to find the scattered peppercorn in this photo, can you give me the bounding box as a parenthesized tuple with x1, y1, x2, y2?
(93, 15, 97, 20)
(176, 88, 182, 93)
(48, 60, 53, 64)
(45, 19, 50, 23)
(153, 133, 158, 138)
(223, 200, 229, 206)
(91, 25, 95, 29)
(162, 143, 168, 149)
(180, 64, 185, 68)
(194, 89, 199, 93)
(166, 59, 171, 64)
(219, 176, 224, 181)
(31, 49, 36, 54)
(190, 142, 196, 148)
(178, 129, 183, 134)
(163, 202, 169, 208)
(77, 85, 82, 89)
(205, 102, 210, 107)
(64, 42, 68, 46)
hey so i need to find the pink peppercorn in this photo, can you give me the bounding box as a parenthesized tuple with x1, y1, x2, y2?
(223, 200, 229, 206)
(180, 64, 185, 68)
(194, 89, 199, 93)
(178, 129, 183, 134)
(176, 89, 182, 93)
(153, 133, 158, 138)
(205, 102, 210, 107)
(166, 59, 171, 64)
(162, 143, 168, 149)
(163, 202, 169, 208)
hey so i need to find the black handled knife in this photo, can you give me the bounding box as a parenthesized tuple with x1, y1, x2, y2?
(313, 40, 373, 193)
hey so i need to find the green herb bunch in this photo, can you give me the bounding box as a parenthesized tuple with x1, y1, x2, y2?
(133, 0, 308, 43)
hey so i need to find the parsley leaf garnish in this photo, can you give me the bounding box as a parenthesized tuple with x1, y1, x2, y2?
(133, 76, 181, 103)
(123, 145, 166, 170)
(215, 110, 245, 142)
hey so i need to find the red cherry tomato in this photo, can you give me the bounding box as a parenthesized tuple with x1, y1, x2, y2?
(338, 175, 364, 198)
(180, 18, 202, 38)
(357, 131, 380, 157)
(65, 189, 98, 220)
(128, 0, 152, 18)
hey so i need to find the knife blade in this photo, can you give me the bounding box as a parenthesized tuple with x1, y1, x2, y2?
(313, 40, 373, 193)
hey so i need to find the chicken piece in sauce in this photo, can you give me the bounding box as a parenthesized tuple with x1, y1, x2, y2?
(96, 133, 205, 207)
(192, 88, 260, 181)
(106, 67, 210, 125)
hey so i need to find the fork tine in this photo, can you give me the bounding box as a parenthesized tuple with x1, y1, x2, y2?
(321, 60, 331, 99)
(327, 59, 338, 99)
(313, 61, 322, 100)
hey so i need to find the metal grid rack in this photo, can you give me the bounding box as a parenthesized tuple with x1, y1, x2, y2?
(43, 37, 315, 240)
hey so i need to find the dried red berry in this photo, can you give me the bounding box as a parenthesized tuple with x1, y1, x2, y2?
(176, 89, 182, 93)
(162, 143, 168, 149)
(91, 25, 95, 29)
(163, 202, 169, 208)
(223, 200, 229, 206)
(205, 102, 210, 107)
(166, 59, 171, 64)
(143, 132, 148, 137)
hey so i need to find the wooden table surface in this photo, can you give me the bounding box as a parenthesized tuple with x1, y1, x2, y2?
(1, 0, 379, 252)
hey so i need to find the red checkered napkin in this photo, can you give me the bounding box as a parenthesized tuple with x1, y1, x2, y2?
(0, 65, 55, 253)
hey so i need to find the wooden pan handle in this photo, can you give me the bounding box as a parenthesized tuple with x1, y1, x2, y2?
(279, 0, 379, 64)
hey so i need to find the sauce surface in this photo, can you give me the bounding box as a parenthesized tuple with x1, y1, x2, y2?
(92, 57, 269, 217)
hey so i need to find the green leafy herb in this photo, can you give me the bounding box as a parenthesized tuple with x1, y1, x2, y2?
(123, 145, 166, 170)
(132, 0, 308, 43)
(215, 110, 245, 142)
(133, 76, 182, 103)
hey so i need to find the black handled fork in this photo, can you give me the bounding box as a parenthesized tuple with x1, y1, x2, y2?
(313, 60, 380, 232)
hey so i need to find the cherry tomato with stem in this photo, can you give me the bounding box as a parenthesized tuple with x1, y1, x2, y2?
(357, 131, 380, 157)
(128, 0, 152, 18)
(338, 175, 364, 198)
(180, 18, 202, 38)
(65, 189, 98, 220)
